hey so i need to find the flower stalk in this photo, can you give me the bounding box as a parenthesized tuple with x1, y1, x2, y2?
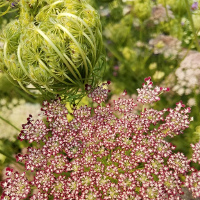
(0, 115, 20, 132)
(185, 0, 200, 52)
(0, 150, 24, 166)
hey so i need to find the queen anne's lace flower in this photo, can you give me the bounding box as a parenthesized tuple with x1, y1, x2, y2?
(191, 141, 200, 164)
(174, 51, 200, 95)
(0, 101, 41, 141)
(0, 77, 199, 199)
(149, 35, 182, 59)
(87, 81, 110, 104)
(137, 76, 169, 104)
(150, 4, 174, 24)
(1, 169, 30, 200)
(185, 171, 200, 198)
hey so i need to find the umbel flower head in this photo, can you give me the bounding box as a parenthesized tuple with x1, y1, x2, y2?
(1, 77, 200, 199)
(0, 0, 105, 101)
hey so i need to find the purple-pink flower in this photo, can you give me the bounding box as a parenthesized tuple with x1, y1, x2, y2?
(0, 77, 200, 199)
(1, 170, 30, 200)
(191, 2, 198, 11)
(191, 141, 200, 164)
(137, 76, 170, 104)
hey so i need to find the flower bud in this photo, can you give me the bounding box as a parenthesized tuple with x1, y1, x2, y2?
(0, 0, 105, 100)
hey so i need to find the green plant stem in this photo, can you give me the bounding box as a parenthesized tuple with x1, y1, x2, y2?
(14, 87, 36, 103)
(63, 53, 82, 80)
(58, 12, 96, 43)
(163, 0, 169, 19)
(139, 22, 143, 41)
(0, 150, 24, 166)
(104, 42, 123, 63)
(0, 115, 20, 131)
(4, 73, 20, 87)
(3, 41, 8, 60)
(18, 81, 40, 97)
(17, 45, 43, 96)
(0, 4, 10, 17)
(185, 0, 200, 52)
(142, 105, 145, 113)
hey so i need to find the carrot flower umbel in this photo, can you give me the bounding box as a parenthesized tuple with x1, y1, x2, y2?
(1, 77, 200, 199)
(0, 0, 105, 101)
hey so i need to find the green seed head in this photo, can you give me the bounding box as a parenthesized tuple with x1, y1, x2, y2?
(0, 0, 105, 101)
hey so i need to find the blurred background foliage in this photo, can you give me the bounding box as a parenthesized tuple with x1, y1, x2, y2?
(0, 0, 200, 186)
(90, 0, 200, 161)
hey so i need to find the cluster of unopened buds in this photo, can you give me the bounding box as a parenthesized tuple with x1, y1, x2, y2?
(1, 77, 200, 200)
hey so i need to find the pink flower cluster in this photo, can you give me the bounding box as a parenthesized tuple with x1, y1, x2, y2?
(137, 77, 170, 104)
(1, 77, 200, 200)
(87, 81, 111, 104)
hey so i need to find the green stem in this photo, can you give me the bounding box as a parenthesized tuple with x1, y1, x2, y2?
(4, 73, 21, 88)
(14, 87, 36, 103)
(43, 84, 70, 95)
(83, 32, 96, 63)
(43, 85, 58, 94)
(18, 81, 40, 97)
(48, 0, 63, 7)
(3, 41, 7, 60)
(0, 150, 25, 166)
(0, 2, 8, 7)
(58, 14, 96, 64)
(86, 56, 93, 78)
(39, 0, 63, 15)
(0, 5, 10, 17)
(142, 105, 145, 113)
(96, 28, 103, 61)
(103, 42, 124, 63)
(185, 0, 200, 51)
(163, 0, 169, 19)
(0, 115, 20, 131)
(139, 21, 143, 41)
